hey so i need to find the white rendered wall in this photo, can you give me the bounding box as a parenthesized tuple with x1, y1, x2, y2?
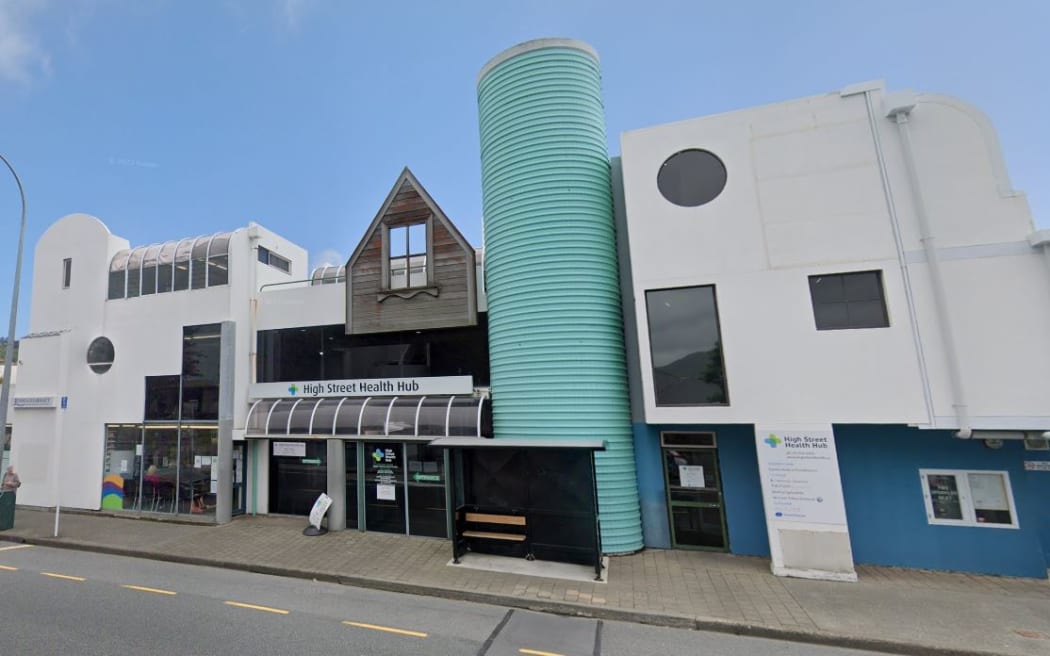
(11, 215, 311, 510)
(256, 284, 345, 332)
(620, 86, 1050, 430)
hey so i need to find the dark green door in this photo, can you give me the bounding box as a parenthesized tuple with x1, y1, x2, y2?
(662, 438, 728, 550)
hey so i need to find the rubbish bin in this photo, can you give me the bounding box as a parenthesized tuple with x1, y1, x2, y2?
(0, 490, 14, 530)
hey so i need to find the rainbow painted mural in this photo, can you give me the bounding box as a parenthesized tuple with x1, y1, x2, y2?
(101, 473, 125, 510)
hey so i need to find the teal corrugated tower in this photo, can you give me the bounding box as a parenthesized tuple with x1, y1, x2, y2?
(477, 38, 643, 554)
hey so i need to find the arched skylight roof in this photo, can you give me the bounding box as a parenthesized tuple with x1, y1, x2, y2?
(108, 232, 232, 300)
(310, 264, 346, 285)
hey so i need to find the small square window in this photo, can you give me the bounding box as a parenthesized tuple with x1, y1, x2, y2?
(809, 271, 889, 330)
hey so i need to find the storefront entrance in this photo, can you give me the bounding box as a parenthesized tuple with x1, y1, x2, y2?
(265, 438, 447, 537)
(269, 440, 327, 515)
(359, 441, 447, 537)
(661, 432, 728, 550)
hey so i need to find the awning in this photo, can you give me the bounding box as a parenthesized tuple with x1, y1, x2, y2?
(244, 395, 491, 439)
(429, 437, 606, 450)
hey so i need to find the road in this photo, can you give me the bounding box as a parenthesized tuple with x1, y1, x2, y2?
(0, 544, 895, 655)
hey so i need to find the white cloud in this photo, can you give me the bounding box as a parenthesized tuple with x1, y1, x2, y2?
(280, 0, 312, 32)
(0, 0, 49, 83)
(310, 248, 344, 273)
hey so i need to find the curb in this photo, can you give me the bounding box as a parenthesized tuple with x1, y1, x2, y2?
(0, 533, 1014, 656)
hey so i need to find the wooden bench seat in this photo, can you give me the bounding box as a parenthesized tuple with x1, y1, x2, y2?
(461, 530, 526, 541)
(453, 507, 531, 562)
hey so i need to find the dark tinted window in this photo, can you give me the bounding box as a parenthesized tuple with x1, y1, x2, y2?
(126, 267, 140, 297)
(256, 317, 490, 384)
(145, 375, 181, 421)
(809, 271, 889, 330)
(108, 270, 125, 299)
(657, 149, 727, 207)
(190, 239, 209, 290)
(141, 263, 157, 295)
(646, 286, 728, 405)
(182, 324, 221, 420)
(208, 253, 229, 286)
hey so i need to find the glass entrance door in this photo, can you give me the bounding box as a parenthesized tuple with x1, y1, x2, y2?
(365, 443, 406, 534)
(269, 441, 327, 515)
(661, 434, 728, 550)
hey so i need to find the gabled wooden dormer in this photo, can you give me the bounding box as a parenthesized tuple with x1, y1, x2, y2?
(346, 168, 478, 334)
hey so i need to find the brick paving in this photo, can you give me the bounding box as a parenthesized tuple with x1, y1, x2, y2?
(2, 508, 1049, 655)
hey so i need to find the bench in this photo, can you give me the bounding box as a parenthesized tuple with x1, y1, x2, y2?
(453, 508, 531, 563)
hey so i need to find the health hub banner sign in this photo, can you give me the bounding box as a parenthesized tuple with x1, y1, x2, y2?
(249, 375, 473, 399)
(755, 425, 856, 582)
(755, 427, 848, 525)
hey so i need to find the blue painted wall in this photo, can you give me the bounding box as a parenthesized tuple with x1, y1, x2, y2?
(633, 423, 769, 556)
(835, 425, 1050, 578)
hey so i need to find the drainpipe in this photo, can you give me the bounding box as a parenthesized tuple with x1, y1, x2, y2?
(886, 98, 972, 438)
(854, 87, 936, 427)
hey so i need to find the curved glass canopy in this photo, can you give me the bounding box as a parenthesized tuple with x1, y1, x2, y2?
(245, 395, 491, 439)
(108, 232, 233, 300)
(310, 264, 346, 285)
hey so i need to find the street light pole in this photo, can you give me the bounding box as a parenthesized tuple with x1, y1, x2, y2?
(0, 154, 27, 471)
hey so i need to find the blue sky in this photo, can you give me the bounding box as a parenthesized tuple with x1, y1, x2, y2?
(0, 0, 1047, 335)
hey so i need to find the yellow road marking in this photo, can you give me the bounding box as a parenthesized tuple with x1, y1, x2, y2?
(224, 601, 289, 615)
(0, 564, 17, 571)
(0, 544, 33, 551)
(41, 572, 86, 582)
(342, 621, 428, 638)
(519, 649, 566, 656)
(122, 584, 177, 596)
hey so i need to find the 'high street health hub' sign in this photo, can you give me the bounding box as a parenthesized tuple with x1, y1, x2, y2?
(249, 376, 473, 399)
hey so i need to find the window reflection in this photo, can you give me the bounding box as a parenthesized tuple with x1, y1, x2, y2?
(646, 286, 728, 405)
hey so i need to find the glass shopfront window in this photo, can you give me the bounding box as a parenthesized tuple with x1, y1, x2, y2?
(103, 424, 219, 516)
(103, 425, 144, 510)
(142, 427, 179, 513)
(179, 428, 217, 515)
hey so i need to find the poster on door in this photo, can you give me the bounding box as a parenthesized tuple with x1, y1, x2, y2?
(679, 465, 705, 488)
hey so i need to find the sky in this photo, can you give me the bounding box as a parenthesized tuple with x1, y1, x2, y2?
(0, 0, 1047, 336)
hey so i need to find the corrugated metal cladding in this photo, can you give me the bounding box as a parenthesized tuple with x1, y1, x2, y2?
(477, 38, 643, 554)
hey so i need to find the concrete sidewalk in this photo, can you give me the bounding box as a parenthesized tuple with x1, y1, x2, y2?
(2, 509, 1048, 656)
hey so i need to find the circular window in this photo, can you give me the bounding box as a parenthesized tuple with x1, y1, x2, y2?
(87, 337, 115, 374)
(657, 149, 727, 207)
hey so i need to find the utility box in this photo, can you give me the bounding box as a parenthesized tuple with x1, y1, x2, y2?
(0, 491, 15, 530)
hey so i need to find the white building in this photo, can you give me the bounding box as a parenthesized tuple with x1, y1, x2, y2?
(12, 216, 306, 514)
(617, 81, 1050, 578)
